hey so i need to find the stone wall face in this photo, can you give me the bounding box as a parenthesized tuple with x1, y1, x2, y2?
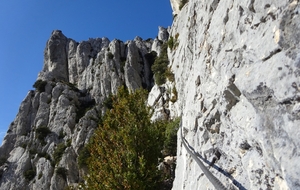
(167, 0, 300, 189)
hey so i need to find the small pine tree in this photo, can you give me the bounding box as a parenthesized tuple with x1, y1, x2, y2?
(85, 87, 165, 190)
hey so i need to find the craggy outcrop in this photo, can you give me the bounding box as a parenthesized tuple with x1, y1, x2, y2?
(0, 27, 168, 190)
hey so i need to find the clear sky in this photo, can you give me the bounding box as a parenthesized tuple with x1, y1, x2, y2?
(0, 0, 173, 144)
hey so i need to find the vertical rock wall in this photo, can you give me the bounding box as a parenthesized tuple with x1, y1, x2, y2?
(168, 0, 300, 189)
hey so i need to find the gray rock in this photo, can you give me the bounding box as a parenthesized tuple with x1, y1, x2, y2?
(158, 26, 169, 42)
(0, 28, 161, 189)
(166, 0, 300, 189)
(31, 158, 53, 190)
(170, 0, 184, 15)
(151, 38, 163, 56)
(40, 30, 69, 82)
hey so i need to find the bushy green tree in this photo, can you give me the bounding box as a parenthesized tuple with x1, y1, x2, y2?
(35, 126, 51, 141)
(151, 43, 169, 85)
(163, 117, 180, 156)
(23, 169, 36, 181)
(53, 142, 67, 165)
(85, 87, 165, 190)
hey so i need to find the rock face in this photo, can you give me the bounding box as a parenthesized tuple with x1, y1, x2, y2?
(0, 28, 168, 190)
(1, 0, 300, 189)
(165, 0, 300, 189)
(170, 0, 184, 15)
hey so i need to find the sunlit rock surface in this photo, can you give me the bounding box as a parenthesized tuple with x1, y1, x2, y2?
(167, 0, 300, 189)
(0, 27, 167, 189)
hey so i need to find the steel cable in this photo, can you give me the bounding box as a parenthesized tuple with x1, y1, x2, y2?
(180, 119, 227, 190)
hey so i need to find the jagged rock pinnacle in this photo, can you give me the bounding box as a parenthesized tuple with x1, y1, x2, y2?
(41, 30, 69, 82)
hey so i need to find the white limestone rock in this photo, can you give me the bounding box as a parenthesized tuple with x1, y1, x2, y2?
(40, 30, 69, 82)
(0, 147, 31, 190)
(168, 0, 300, 189)
(148, 81, 179, 121)
(0, 27, 167, 189)
(151, 38, 163, 56)
(170, 0, 182, 15)
(31, 158, 53, 190)
(158, 26, 169, 42)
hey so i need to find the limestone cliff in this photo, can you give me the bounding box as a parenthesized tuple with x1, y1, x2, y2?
(1, 0, 300, 189)
(0, 29, 168, 190)
(164, 0, 300, 189)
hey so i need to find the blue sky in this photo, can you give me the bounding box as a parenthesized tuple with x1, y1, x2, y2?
(0, 1, 172, 144)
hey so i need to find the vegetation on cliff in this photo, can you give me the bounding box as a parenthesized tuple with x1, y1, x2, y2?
(151, 43, 174, 85)
(83, 87, 178, 189)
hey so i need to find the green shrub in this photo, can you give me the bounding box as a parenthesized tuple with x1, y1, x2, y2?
(29, 148, 37, 155)
(33, 79, 47, 92)
(103, 94, 114, 109)
(107, 52, 114, 59)
(24, 169, 36, 181)
(78, 146, 90, 168)
(56, 167, 68, 180)
(85, 87, 165, 190)
(20, 143, 27, 149)
(165, 67, 175, 82)
(76, 99, 96, 122)
(168, 36, 174, 50)
(150, 40, 176, 85)
(58, 129, 65, 139)
(170, 86, 178, 103)
(168, 34, 179, 51)
(36, 126, 51, 141)
(66, 139, 72, 147)
(53, 142, 67, 165)
(163, 118, 180, 156)
(151, 43, 169, 85)
(38, 152, 51, 161)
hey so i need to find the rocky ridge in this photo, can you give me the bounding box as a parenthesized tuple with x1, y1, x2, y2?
(0, 28, 169, 190)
